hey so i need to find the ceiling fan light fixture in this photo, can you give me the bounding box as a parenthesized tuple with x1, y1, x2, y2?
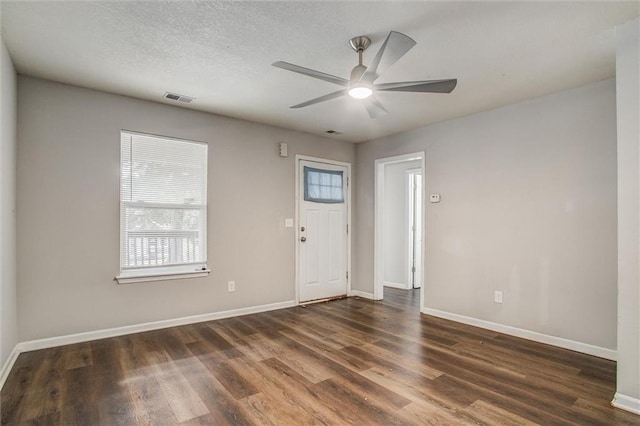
(348, 85, 373, 99)
(272, 30, 456, 118)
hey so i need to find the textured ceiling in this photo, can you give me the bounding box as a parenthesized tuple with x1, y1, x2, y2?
(1, 1, 638, 142)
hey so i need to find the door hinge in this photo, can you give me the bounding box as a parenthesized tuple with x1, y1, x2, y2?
(346, 271, 349, 280)
(412, 266, 416, 273)
(346, 224, 349, 234)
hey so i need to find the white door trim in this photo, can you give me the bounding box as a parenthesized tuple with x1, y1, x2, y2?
(374, 152, 425, 309)
(295, 155, 352, 304)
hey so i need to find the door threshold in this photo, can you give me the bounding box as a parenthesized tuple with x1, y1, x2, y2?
(299, 294, 347, 306)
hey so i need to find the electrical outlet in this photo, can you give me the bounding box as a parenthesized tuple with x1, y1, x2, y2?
(228, 281, 235, 292)
(494, 290, 503, 304)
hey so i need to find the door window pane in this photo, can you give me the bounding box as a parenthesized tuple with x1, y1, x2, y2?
(304, 166, 344, 203)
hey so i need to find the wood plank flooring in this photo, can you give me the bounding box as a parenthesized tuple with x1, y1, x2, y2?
(2, 288, 638, 425)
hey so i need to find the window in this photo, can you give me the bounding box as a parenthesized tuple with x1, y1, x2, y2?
(303, 166, 344, 203)
(116, 131, 208, 284)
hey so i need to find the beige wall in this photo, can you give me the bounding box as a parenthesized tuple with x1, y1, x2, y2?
(11, 72, 626, 363)
(16, 76, 355, 341)
(355, 79, 618, 350)
(615, 18, 640, 407)
(0, 37, 18, 370)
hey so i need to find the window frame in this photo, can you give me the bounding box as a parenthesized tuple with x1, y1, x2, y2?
(115, 130, 210, 284)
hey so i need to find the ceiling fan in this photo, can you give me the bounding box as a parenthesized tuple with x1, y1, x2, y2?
(272, 31, 457, 119)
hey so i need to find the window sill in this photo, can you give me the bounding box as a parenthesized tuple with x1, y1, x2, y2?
(115, 269, 211, 285)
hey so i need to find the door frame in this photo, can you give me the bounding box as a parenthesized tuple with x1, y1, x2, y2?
(295, 155, 352, 305)
(374, 152, 425, 308)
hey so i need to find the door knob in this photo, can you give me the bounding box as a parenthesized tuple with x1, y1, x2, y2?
(300, 236, 307, 242)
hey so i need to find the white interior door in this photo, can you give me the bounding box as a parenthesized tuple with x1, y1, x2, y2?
(298, 160, 348, 302)
(413, 172, 423, 288)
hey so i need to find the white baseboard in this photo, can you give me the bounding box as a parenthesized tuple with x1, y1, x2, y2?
(383, 281, 410, 290)
(349, 290, 376, 300)
(19, 300, 296, 353)
(0, 345, 21, 391)
(422, 307, 617, 361)
(611, 392, 640, 415)
(612, 393, 640, 415)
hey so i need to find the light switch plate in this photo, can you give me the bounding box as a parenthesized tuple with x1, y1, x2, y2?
(430, 194, 441, 203)
(285, 218, 294, 228)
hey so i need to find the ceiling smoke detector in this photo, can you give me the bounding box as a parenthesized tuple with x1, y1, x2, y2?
(163, 92, 195, 104)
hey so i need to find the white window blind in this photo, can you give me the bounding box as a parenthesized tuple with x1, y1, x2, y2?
(119, 131, 208, 281)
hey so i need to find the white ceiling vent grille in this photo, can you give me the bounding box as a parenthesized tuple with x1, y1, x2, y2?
(163, 92, 195, 104)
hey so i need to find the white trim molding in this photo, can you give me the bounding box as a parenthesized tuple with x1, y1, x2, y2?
(349, 290, 377, 300)
(612, 393, 640, 415)
(422, 307, 617, 361)
(116, 269, 211, 284)
(19, 300, 296, 353)
(383, 281, 410, 290)
(0, 345, 21, 391)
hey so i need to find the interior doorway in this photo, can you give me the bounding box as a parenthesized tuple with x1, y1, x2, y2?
(374, 152, 425, 309)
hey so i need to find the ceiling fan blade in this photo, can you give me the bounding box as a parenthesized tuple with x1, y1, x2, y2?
(376, 79, 458, 93)
(272, 61, 349, 87)
(361, 31, 416, 84)
(290, 89, 348, 109)
(362, 96, 388, 119)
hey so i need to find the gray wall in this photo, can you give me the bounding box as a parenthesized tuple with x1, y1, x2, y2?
(0, 38, 18, 368)
(9, 71, 625, 361)
(615, 18, 640, 404)
(355, 79, 617, 350)
(17, 76, 355, 341)
(383, 160, 420, 287)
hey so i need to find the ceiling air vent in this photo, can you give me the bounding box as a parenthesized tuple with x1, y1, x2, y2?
(163, 92, 195, 104)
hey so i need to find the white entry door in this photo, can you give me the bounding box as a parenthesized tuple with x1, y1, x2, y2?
(298, 159, 348, 302)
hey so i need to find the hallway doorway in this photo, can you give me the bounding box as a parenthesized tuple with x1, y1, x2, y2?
(374, 152, 425, 309)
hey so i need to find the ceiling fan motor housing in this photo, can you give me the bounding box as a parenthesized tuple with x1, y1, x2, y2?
(350, 64, 367, 81)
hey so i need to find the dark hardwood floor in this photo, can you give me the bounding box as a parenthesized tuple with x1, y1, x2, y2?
(2, 288, 638, 425)
(383, 286, 421, 311)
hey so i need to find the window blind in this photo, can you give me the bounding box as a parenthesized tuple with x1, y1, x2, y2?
(120, 131, 208, 276)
